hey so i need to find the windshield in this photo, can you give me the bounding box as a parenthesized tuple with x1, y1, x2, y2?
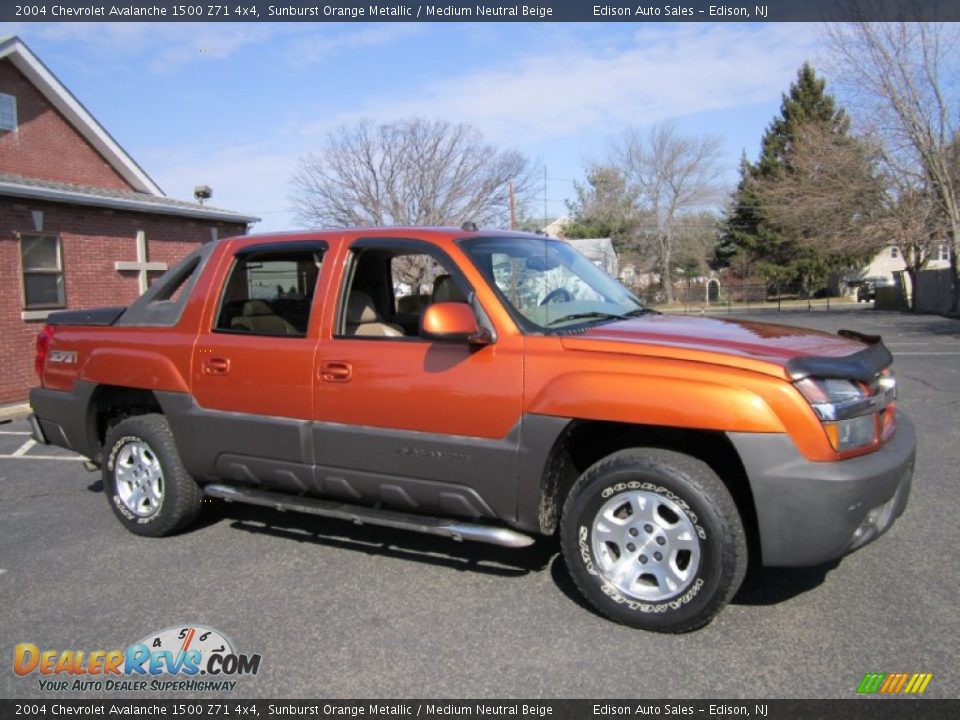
(460, 236, 647, 330)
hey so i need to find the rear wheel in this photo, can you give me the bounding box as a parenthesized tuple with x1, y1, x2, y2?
(103, 414, 201, 537)
(560, 448, 747, 632)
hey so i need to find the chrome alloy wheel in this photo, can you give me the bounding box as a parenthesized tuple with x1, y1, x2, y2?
(591, 490, 701, 602)
(114, 440, 164, 517)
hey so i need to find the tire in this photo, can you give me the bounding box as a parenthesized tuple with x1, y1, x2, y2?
(102, 414, 202, 537)
(560, 448, 747, 632)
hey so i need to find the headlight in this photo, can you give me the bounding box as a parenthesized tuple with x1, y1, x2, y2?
(795, 373, 895, 454)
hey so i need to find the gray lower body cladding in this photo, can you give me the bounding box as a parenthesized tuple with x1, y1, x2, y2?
(728, 414, 916, 567)
(150, 391, 568, 533)
(28, 384, 566, 533)
(29, 384, 98, 457)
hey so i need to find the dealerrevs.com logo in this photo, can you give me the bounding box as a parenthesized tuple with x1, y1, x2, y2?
(13, 625, 261, 693)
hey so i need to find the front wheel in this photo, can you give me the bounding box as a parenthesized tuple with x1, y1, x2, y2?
(103, 414, 202, 537)
(560, 448, 747, 632)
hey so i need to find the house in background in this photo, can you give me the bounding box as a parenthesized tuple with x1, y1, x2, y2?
(0, 36, 258, 404)
(860, 243, 951, 284)
(541, 215, 571, 238)
(541, 215, 620, 278)
(851, 243, 951, 299)
(618, 263, 660, 290)
(565, 237, 620, 278)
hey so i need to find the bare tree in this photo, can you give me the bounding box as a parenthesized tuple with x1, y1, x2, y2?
(610, 124, 724, 303)
(882, 184, 948, 304)
(292, 118, 535, 229)
(825, 19, 960, 309)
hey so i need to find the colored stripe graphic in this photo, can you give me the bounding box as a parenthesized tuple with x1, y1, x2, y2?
(880, 673, 907, 694)
(857, 673, 885, 694)
(905, 673, 933, 694)
(858, 672, 933, 695)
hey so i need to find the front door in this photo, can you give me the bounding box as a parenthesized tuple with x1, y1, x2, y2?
(311, 238, 524, 521)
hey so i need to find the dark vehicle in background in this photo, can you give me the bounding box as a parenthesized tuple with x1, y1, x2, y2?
(856, 276, 895, 303)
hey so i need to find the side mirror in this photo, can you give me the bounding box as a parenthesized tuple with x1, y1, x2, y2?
(420, 303, 491, 345)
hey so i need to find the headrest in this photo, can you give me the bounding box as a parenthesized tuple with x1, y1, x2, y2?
(347, 292, 379, 324)
(432, 275, 467, 304)
(243, 300, 273, 316)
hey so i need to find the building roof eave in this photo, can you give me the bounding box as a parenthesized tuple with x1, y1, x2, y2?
(0, 180, 260, 225)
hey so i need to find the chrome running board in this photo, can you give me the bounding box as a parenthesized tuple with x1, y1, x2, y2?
(203, 484, 535, 548)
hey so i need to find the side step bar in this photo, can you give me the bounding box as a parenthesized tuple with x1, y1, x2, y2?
(203, 484, 535, 549)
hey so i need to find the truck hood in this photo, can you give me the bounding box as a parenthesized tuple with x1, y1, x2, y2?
(560, 314, 869, 377)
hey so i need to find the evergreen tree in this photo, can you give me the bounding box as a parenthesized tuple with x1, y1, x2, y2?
(565, 165, 643, 254)
(722, 63, 851, 290)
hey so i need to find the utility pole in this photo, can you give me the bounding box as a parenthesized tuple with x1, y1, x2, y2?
(509, 180, 516, 230)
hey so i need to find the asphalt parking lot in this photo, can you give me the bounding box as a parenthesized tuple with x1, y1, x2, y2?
(1, 307, 958, 700)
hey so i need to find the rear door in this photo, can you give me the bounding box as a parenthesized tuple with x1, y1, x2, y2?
(187, 240, 330, 488)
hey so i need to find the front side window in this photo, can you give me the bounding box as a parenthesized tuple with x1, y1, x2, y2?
(460, 236, 646, 331)
(215, 249, 322, 337)
(20, 234, 65, 309)
(338, 243, 470, 339)
(391, 253, 465, 317)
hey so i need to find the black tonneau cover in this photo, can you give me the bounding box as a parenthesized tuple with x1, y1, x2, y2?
(46, 307, 127, 327)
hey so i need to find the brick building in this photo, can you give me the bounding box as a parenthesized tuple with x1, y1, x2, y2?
(0, 37, 257, 404)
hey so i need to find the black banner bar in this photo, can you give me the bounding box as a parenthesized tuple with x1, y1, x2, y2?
(2, 700, 959, 720)
(1, 0, 960, 23)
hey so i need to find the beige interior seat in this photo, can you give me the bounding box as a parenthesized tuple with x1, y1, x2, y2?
(231, 299, 297, 334)
(346, 292, 404, 337)
(431, 275, 467, 304)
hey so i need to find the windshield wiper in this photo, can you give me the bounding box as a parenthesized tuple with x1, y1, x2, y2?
(546, 311, 631, 327)
(624, 307, 655, 317)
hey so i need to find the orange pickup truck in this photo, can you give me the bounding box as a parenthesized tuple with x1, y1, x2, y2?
(29, 227, 915, 632)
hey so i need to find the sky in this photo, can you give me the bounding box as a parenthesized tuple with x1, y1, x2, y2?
(0, 21, 827, 232)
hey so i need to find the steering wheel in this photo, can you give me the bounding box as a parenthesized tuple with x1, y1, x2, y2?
(540, 288, 572, 306)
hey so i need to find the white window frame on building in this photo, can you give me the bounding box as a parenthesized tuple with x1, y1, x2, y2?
(890, 246, 899, 258)
(20, 233, 66, 310)
(942, 245, 950, 261)
(0, 93, 17, 131)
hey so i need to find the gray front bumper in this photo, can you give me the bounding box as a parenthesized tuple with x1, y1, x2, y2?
(729, 414, 916, 567)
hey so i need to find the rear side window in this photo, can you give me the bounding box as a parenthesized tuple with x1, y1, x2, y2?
(215, 249, 322, 337)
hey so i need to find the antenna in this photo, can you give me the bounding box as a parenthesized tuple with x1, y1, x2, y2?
(543, 165, 548, 227)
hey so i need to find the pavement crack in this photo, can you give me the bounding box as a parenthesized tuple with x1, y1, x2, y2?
(900, 373, 957, 395)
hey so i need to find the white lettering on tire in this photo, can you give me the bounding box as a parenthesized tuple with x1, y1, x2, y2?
(581, 481, 708, 614)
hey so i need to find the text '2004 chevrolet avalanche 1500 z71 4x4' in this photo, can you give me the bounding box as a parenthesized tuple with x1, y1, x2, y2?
(29, 227, 915, 632)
